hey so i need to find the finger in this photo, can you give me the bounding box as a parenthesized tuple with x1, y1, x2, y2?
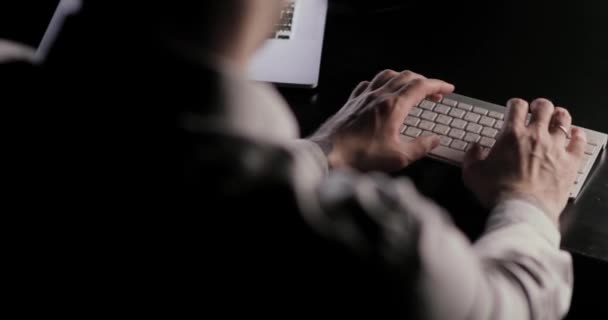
(394, 78, 455, 117)
(504, 98, 529, 130)
(429, 93, 444, 103)
(350, 81, 370, 99)
(382, 70, 425, 93)
(400, 134, 441, 163)
(529, 98, 555, 130)
(369, 69, 400, 90)
(566, 127, 587, 158)
(549, 107, 573, 144)
(463, 143, 485, 171)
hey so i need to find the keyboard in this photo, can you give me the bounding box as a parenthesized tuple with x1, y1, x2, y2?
(271, 1, 296, 40)
(401, 93, 608, 199)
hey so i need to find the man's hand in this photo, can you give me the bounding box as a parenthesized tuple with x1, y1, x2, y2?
(309, 70, 455, 172)
(463, 98, 587, 225)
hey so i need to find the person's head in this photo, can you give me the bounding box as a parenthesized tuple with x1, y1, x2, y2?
(149, 0, 284, 69)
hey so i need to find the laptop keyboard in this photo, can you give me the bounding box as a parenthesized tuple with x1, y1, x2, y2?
(401, 93, 608, 199)
(271, 1, 296, 40)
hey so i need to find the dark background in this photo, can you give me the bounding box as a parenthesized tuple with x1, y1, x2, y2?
(1, 0, 606, 318)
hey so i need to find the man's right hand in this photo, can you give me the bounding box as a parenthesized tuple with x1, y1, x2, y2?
(463, 98, 587, 226)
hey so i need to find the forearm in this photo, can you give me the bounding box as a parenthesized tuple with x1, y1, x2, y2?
(414, 198, 572, 320)
(297, 168, 572, 319)
(471, 199, 573, 319)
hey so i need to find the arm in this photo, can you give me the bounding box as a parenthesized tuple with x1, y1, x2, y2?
(301, 170, 571, 319)
(295, 71, 583, 319)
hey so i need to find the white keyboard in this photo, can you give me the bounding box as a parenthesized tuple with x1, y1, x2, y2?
(401, 93, 608, 199)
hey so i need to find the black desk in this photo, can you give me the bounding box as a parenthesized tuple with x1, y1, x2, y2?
(282, 0, 608, 263)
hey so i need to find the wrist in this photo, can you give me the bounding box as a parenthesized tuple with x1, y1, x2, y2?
(495, 191, 560, 226)
(310, 138, 337, 168)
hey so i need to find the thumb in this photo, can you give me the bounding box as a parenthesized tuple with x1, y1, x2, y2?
(463, 143, 485, 170)
(403, 134, 440, 162)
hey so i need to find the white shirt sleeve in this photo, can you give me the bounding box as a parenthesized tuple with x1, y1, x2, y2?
(293, 165, 573, 320)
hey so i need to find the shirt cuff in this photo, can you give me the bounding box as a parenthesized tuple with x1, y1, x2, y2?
(290, 139, 330, 176)
(487, 199, 561, 247)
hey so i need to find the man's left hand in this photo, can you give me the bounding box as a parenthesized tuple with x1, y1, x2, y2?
(310, 70, 455, 172)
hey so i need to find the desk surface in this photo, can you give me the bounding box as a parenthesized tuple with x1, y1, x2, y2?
(281, 0, 608, 262)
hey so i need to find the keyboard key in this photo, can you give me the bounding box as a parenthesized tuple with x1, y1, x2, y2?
(436, 115, 453, 126)
(434, 104, 451, 115)
(421, 111, 438, 122)
(466, 123, 483, 134)
(448, 128, 466, 140)
(412, 94, 607, 200)
(419, 120, 436, 131)
(449, 108, 466, 119)
(405, 127, 422, 137)
(410, 107, 423, 117)
(421, 130, 435, 137)
(464, 112, 481, 123)
(451, 140, 468, 151)
(489, 111, 504, 120)
(479, 116, 496, 127)
(480, 137, 496, 148)
(473, 106, 489, 115)
(585, 135, 600, 146)
(457, 102, 473, 111)
(442, 98, 458, 107)
(464, 133, 481, 143)
(481, 127, 499, 138)
(433, 124, 451, 135)
(419, 100, 436, 110)
(579, 155, 591, 174)
(495, 120, 504, 130)
(439, 136, 453, 146)
(404, 116, 420, 126)
(401, 125, 408, 134)
(451, 119, 468, 130)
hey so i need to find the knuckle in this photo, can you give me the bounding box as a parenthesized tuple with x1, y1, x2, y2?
(573, 129, 587, 142)
(554, 107, 572, 121)
(532, 98, 555, 109)
(399, 70, 417, 79)
(508, 98, 528, 109)
(408, 78, 428, 89)
(380, 69, 398, 78)
(532, 126, 550, 141)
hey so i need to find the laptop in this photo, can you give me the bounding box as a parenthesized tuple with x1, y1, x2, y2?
(248, 0, 328, 88)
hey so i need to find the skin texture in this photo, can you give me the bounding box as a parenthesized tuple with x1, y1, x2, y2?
(309, 70, 454, 172)
(463, 98, 586, 225)
(309, 69, 585, 225)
